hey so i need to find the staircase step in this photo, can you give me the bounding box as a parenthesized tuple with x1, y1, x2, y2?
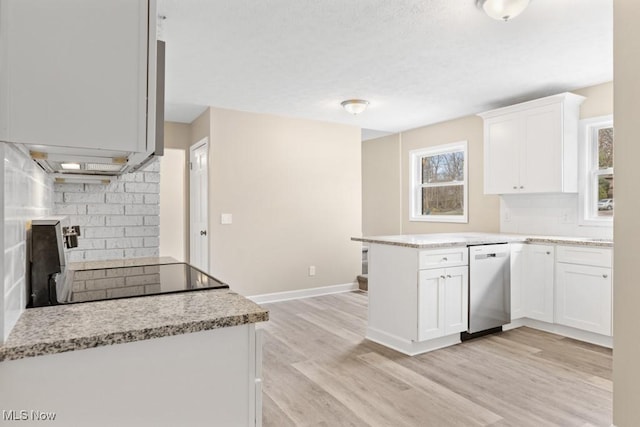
(357, 274, 368, 291)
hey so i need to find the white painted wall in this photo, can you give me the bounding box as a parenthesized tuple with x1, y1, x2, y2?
(159, 149, 186, 262)
(2, 143, 53, 342)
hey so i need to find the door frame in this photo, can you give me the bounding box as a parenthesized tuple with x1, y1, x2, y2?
(189, 138, 209, 272)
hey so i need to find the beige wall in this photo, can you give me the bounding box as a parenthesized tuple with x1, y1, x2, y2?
(189, 107, 361, 297)
(361, 82, 613, 238)
(160, 122, 191, 263)
(159, 149, 186, 262)
(573, 81, 614, 119)
(400, 115, 500, 234)
(613, 1, 640, 425)
(361, 134, 402, 236)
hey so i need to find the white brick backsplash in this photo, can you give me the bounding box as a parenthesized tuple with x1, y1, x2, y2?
(106, 237, 144, 249)
(53, 158, 161, 262)
(124, 247, 159, 258)
(124, 182, 159, 194)
(106, 215, 144, 226)
(67, 250, 85, 262)
(144, 237, 159, 248)
(145, 172, 160, 183)
(125, 226, 159, 237)
(144, 216, 160, 226)
(106, 193, 144, 204)
(78, 238, 107, 250)
(126, 204, 159, 216)
(67, 215, 106, 227)
(83, 227, 125, 239)
(87, 204, 125, 215)
(144, 194, 159, 204)
(64, 192, 104, 204)
(3, 143, 54, 342)
(84, 249, 125, 261)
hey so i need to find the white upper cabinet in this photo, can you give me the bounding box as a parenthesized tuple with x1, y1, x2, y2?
(479, 93, 585, 195)
(0, 0, 157, 158)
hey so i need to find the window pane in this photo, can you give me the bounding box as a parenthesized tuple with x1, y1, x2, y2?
(597, 174, 614, 217)
(421, 185, 464, 216)
(598, 127, 614, 169)
(421, 151, 464, 184)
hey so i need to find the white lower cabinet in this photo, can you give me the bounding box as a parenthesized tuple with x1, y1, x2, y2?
(525, 245, 555, 323)
(509, 244, 554, 322)
(555, 262, 612, 336)
(418, 266, 468, 341)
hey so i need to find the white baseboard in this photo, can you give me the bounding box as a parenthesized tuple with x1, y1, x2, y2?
(504, 318, 613, 348)
(366, 327, 461, 356)
(247, 282, 359, 304)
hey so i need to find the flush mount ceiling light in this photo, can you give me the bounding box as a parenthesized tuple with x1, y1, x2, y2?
(341, 99, 369, 115)
(477, 0, 530, 21)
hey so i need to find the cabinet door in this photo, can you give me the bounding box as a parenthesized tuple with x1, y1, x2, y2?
(524, 245, 555, 323)
(418, 269, 444, 341)
(484, 113, 522, 194)
(520, 104, 563, 193)
(510, 243, 526, 320)
(443, 266, 469, 335)
(1, 0, 149, 152)
(555, 264, 612, 336)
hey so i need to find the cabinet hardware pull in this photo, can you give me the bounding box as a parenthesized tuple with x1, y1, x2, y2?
(442, 257, 448, 261)
(440, 275, 446, 279)
(520, 186, 524, 189)
(513, 186, 517, 189)
(603, 274, 608, 278)
(446, 275, 452, 278)
(546, 251, 551, 255)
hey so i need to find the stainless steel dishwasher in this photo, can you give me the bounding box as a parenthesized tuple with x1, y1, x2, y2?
(467, 243, 511, 336)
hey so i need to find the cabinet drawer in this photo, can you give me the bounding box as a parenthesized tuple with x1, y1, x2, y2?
(556, 245, 612, 268)
(419, 247, 468, 269)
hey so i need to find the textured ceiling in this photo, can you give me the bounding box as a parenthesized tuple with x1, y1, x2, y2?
(158, 0, 612, 138)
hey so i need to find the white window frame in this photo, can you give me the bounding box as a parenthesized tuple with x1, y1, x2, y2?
(578, 115, 613, 226)
(409, 141, 468, 223)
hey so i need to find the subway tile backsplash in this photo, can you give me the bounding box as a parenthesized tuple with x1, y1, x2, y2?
(500, 193, 613, 239)
(3, 143, 54, 342)
(53, 160, 161, 262)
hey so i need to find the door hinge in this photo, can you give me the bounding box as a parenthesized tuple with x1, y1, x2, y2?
(190, 162, 193, 170)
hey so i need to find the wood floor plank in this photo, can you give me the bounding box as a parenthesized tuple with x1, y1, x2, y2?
(260, 292, 612, 427)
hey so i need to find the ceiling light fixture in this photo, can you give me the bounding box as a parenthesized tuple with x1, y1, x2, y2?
(477, 0, 530, 21)
(341, 99, 369, 115)
(60, 162, 81, 170)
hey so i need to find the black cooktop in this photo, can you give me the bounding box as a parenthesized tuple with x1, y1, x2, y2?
(42, 263, 228, 307)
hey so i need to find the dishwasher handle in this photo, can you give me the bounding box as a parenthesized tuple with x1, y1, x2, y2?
(474, 252, 508, 260)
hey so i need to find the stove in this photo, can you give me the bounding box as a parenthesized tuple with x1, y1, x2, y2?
(30, 263, 229, 308)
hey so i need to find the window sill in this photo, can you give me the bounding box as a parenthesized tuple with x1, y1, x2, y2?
(409, 216, 468, 224)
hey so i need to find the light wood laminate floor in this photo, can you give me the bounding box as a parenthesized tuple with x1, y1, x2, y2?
(259, 291, 612, 427)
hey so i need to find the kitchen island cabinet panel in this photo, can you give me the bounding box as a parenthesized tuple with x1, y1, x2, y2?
(0, 325, 262, 427)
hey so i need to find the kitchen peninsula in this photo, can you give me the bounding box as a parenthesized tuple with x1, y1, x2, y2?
(353, 233, 613, 356)
(0, 257, 268, 427)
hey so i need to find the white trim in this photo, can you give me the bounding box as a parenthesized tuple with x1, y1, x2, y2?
(247, 282, 358, 304)
(366, 327, 461, 356)
(409, 140, 468, 223)
(504, 317, 612, 348)
(578, 115, 614, 227)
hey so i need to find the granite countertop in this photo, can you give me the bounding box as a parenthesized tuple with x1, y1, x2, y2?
(0, 258, 269, 362)
(352, 232, 613, 249)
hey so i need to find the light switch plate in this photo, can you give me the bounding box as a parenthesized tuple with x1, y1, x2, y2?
(220, 213, 233, 225)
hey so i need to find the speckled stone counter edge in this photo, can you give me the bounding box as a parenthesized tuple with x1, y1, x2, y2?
(0, 312, 268, 362)
(352, 236, 613, 249)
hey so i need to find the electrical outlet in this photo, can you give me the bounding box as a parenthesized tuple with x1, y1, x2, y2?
(559, 209, 572, 224)
(308, 266, 316, 276)
(220, 213, 233, 225)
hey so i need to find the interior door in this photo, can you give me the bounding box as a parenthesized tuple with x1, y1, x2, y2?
(190, 139, 209, 272)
